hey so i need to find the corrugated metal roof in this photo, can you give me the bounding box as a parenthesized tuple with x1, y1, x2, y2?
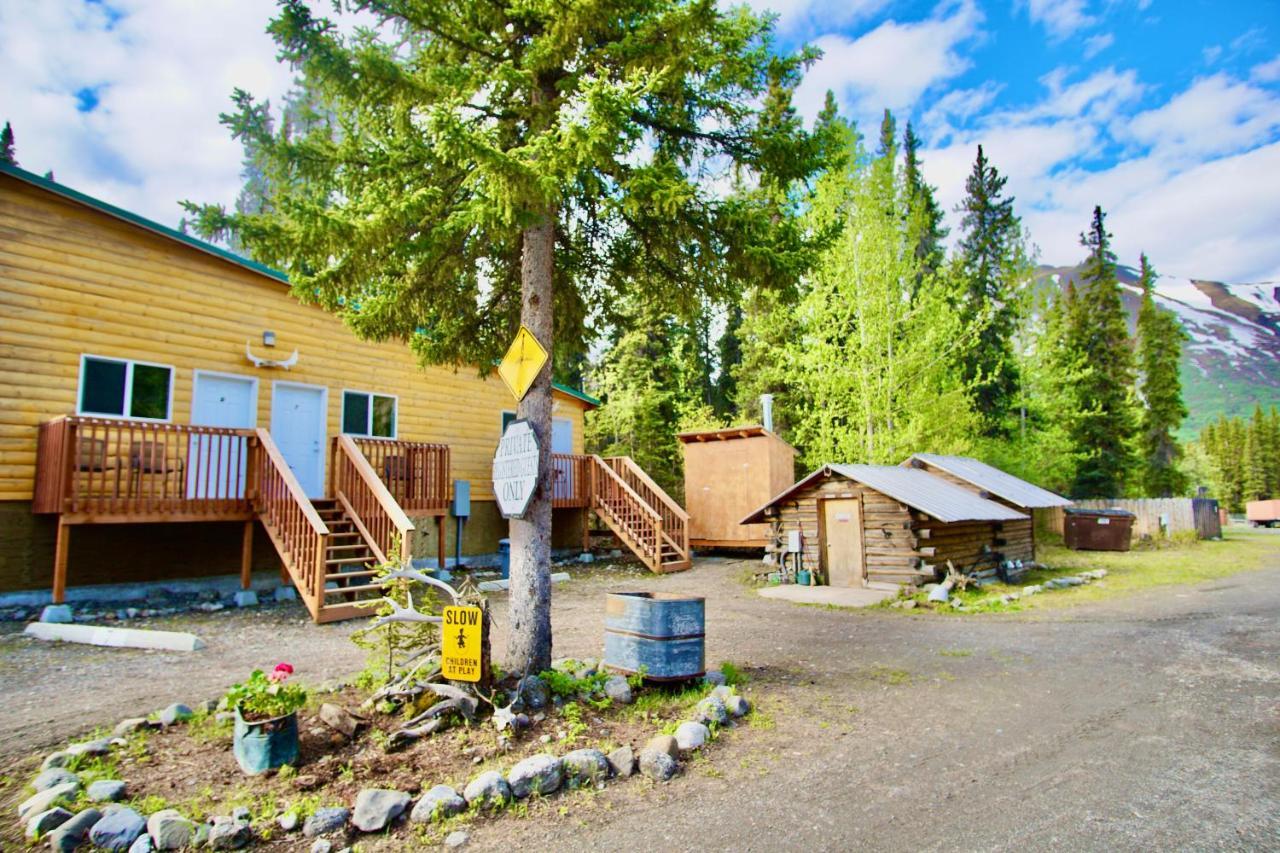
(906, 453, 1072, 508)
(741, 464, 1027, 524)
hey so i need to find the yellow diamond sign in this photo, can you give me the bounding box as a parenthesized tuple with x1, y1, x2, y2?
(497, 325, 549, 402)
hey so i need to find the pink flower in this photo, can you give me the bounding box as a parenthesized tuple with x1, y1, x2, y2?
(267, 662, 294, 683)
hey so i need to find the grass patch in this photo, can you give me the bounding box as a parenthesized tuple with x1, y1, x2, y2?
(939, 648, 972, 657)
(879, 530, 1279, 615)
(863, 665, 911, 685)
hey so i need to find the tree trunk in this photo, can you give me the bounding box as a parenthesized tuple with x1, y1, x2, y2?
(506, 205, 556, 676)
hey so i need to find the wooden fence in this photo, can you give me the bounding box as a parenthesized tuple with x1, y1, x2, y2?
(1043, 498, 1222, 541)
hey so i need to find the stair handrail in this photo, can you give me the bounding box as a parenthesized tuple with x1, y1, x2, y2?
(333, 435, 414, 565)
(590, 455, 662, 567)
(253, 429, 329, 536)
(252, 429, 329, 617)
(604, 455, 690, 566)
(605, 456, 690, 521)
(591, 455, 662, 524)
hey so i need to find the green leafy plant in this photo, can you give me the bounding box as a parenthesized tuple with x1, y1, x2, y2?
(224, 664, 307, 721)
(720, 662, 748, 686)
(560, 703, 588, 743)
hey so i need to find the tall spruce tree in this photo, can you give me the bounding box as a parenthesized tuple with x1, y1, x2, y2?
(1, 121, 16, 166)
(1244, 405, 1270, 501)
(183, 0, 826, 673)
(953, 145, 1023, 436)
(1063, 206, 1138, 498)
(901, 122, 947, 283)
(713, 302, 743, 418)
(1135, 254, 1188, 496)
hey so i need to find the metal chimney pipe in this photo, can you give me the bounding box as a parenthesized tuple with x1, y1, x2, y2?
(760, 394, 774, 432)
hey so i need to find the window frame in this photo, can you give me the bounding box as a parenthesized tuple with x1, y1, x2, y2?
(76, 354, 176, 422)
(500, 410, 574, 452)
(341, 388, 399, 439)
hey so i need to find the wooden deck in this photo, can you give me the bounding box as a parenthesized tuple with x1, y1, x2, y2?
(33, 416, 453, 621)
(33, 419, 690, 618)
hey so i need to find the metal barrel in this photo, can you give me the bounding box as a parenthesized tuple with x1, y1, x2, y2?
(602, 591, 705, 681)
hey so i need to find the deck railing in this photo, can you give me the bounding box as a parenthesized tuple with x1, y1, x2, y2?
(332, 435, 414, 565)
(346, 437, 450, 514)
(551, 453, 592, 508)
(33, 416, 255, 520)
(252, 428, 329, 612)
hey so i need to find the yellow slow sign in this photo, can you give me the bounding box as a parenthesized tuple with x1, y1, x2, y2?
(441, 605, 484, 682)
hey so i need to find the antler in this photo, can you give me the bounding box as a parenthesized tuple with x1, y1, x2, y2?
(366, 589, 443, 630)
(381, 566, 460, 604)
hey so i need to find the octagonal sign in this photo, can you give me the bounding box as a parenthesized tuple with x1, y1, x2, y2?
(493, 418, 541, 519)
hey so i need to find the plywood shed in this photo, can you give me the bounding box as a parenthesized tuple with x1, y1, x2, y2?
(679, 425, 797, 548)
(741, 464, 1028, 588)
(902, 453, 1072, 561)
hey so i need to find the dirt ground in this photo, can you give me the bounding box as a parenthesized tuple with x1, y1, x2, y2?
(2, 537, 1278, 850)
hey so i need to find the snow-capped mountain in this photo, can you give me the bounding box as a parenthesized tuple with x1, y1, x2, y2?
(1036, 264, 1280, 434)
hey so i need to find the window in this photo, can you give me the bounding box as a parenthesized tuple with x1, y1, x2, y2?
(78, 356, 173, 420)
(500, 411, 573, 452)
(342, 390, 397, 438)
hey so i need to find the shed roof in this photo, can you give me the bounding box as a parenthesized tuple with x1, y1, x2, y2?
(904, 453, 1071, 508)
(677, 424, 791, 444)
(741, 464, 1028, 525)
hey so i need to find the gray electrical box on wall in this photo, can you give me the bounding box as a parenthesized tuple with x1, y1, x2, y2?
(452, 480, 471, 518)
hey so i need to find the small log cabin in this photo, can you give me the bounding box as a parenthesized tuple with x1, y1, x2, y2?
(741, 464, 1028, 588)
(902, 453, 1072, 561)
(678, 424, 797, 549)
(0, 164, 688, 621)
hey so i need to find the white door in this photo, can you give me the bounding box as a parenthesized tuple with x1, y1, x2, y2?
(551, 417, 575, 500)
(188, 372, 257, 499)
(271, 382, 327, 498)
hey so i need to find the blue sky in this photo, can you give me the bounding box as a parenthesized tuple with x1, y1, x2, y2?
(2, 0, 1278, 282)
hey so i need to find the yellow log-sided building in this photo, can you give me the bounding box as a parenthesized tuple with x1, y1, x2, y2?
(0, 163, 620, 620)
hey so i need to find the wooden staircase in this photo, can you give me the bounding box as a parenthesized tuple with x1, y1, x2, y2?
(589, 455, 691, 573)
(311, 498, 386, 617)
(252, 430, 415, 623)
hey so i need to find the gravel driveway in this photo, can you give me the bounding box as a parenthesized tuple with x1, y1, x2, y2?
(2, 547, 1278, 850)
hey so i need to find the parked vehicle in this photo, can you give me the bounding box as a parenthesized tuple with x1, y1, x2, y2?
(1246, 499, 1280, 528)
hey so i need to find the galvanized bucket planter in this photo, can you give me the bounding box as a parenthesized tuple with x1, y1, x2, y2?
(233, 707, 299, 775)
(602, 592, 704, 681)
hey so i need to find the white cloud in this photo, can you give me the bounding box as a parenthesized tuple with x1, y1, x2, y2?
(1083, 32, 1114, 60)
(793, 0, 984, 123)
(1121, 74, 1280, 164)
(0, 0, 295, 227)
(1252, 56, 1280, 83)
(735, 0, 892, 35)
(1022, 0, 1095, 40)
(920, 66, 1280, 282)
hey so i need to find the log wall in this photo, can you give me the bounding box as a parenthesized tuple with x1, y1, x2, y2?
(0, 174, 590, 503)
(767, 474, 931, 587)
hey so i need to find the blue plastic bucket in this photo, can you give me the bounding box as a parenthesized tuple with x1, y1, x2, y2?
(797, 569, 812, 586)
(233, 708, 299, 775)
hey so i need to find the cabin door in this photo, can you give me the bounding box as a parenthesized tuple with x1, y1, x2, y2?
(270, 382, 328, 498)
(822, 498, 865, 587)
(188, 371, 257, 500)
